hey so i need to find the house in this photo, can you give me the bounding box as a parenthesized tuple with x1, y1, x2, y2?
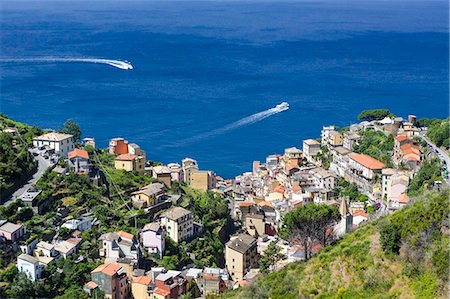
(244, 214, 265, 237)
(54, 239, 81, 259)
(197, 268, 231, 296)
(390, 193, 410, 210)
(393, 135, 421, 170)
(141, 222, 165, 258)
(32, 132, 74, 157)
(99, 231, 141, 265)
(68, 148, 90, 173)
(321, 126, 336, 146)
(154, 269, 186, 299)
(61, 216, 92, 232)
(114, 153, 145, 174)
(353, 210, 369, 226)
(309, 167, 337, 191)
(109, 138, 129, 155)
(167, 163, 183, 182)
(331, 146, 351, 176)
(182, 158, 199, 184)
(131, 183, 166, 208)
(189, 170, 216, 191)
(343, 131, 361, 150)
(0, 221, 25, 242)
(83, 281, 99, 296)
(328, 131, 343, 147)
(131, 276, 152, 299)
(225, 234, 259, 282)
(88, 263, 129, 299)
(82, 137, 96, 148)
(35, 241, 57, 257)
(348, 153, 384, 180)
(160, 207, 194, 243)
(283, 147, 302, 167)
(302, 139, 321, 163)
(152, 166, 172, 188)
(17, 254, 46, 282)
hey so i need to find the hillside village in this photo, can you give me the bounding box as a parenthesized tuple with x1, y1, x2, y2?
(0, 111, 448, 299)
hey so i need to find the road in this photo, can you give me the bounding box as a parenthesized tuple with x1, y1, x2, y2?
(420, 135, 450, 183)
(3, 149, 52, 206)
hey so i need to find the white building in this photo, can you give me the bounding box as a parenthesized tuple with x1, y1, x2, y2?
(302, 139, 321, 163)
(32, 132, 74, 157)
(160, 207, 194, 243)
(17, 254, 45, 282)
(98, 231, 141, 263)
(321, 125, 336, 146)
(348, 153, 384, 180)
(61, 216, 92, 232)
(141, 222, 165, 258)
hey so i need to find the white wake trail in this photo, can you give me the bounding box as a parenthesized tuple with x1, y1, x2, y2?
(164, 102, 289, 148)
(0, 57, 133, 70)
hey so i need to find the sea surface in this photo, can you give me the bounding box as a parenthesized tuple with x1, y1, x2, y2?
(1, 0, 448, 178)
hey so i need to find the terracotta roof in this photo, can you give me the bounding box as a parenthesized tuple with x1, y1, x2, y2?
(353, 209, 369, 219)
(91, 263, 123, 276)
(399, 193, 410, 204)
(84, 281, 98, 290)
(292, 186, 302, 192)
(68, 148, 89, 159)
(273, 185, 286, 194)
(155, 288, 171, 296)
(117, 231, 134, 240)
(66, 238, 82, 245)
(395, 135, 409, 142)
(115, 153, 137, 161)
(133, 276, 152, 286)
(258, 201, 274, 208)
(349, 154, 384, 170)
(239, 202, 254, 207)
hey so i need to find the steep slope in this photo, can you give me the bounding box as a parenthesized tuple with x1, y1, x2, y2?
(218, 190, 449, 299)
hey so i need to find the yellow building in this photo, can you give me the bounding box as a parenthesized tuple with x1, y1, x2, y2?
(329, 131, 343, 147)
(225, 234, 258, 282)
(131, 276, 152, 299)
(114, 153, 145, 174)
(131, 183, 165, 208)
(190, 170, 216, 191)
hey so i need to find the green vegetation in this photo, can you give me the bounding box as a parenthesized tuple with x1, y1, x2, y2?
(332, 178, 369, 203)
(281, 204, 340, 260)
(60, 118, 82, 141)
(217, 190, 449, 299)
(353, 129, 394, 167)
(426, 118, 450, 149)
(357, 109, 393, 121)
(407, 159, 443, 196)
(0, 115, 42, 200)
(259, 241, 285, 275)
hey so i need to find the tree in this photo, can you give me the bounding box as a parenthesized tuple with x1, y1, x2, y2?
(357, 109, 392, 121)
(61, 119, 82, 141)
(259, 241, 285, 274)
(380, 223, 401, 254)
(9, 272, 35, 299)
(282, 204, 340, 260)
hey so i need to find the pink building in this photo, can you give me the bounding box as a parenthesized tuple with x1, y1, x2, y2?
(0, 221, 25, 242)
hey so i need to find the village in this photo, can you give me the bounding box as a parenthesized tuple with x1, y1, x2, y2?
(0, 111, 448, 299)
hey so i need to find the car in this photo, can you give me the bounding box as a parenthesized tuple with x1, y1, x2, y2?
(32, 152, 39, 156)
(38, 146, 45, 150)
(43, 154, 49, 159)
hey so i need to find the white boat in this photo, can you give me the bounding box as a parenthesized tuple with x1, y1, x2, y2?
(276, 102, 289, 110)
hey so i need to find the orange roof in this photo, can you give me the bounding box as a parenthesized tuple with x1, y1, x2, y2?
(117, 231, 134, 240)
(353, 209, 369, 219)
(258, 201, 274, 208)
(66, 238, 82, 245)
(115, 153, 137, 161)
(133, 276, 152, 286)
(349, 154, 384, 170)
(203, 273, 220, 280)
(84, 281, 98, 289)
(68, 148, 89, 159)
(399, 193, 410, 204)
(155, 288, 171, 296)
(395, 135, 409, 142)
(292, 186, 302, 192)
(286, 161, 299, 171)
(239, 202, 254, 207)
(91, 263, 122, 276)
(273, 185, 286, 194)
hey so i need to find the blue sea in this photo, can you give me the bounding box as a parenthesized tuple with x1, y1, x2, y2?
(1, 0, 448, 178)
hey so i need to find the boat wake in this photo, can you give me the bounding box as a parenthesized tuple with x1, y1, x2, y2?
(163, 102, 289, 148)
(0, 57, 133, 70)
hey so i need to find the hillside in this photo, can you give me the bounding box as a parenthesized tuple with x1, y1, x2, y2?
(217, 190, 449, 299)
